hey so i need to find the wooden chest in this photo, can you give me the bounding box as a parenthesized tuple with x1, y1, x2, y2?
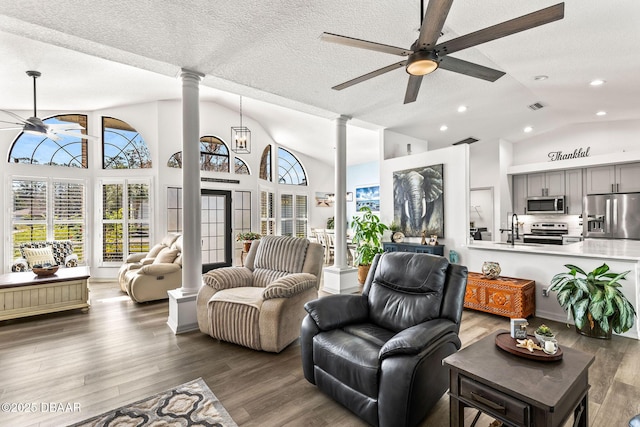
(464, 272, 535, 318)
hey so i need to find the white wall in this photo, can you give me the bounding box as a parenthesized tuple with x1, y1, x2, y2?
(346, 161, 380, 230)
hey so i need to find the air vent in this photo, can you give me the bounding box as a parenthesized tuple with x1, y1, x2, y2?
(528, 102, 545, 111)
(453, 137, 479, 146)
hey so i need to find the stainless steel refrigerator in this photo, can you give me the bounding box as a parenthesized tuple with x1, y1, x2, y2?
(584, 193, 640, 239)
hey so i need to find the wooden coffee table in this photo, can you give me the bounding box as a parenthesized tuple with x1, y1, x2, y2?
(443, 330, 594, 427)
(0, 266, 90, 321)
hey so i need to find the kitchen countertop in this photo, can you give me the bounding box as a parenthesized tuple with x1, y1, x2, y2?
(468, 239, 640, 261)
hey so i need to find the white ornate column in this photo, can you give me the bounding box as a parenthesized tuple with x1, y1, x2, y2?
(168, 68, 204, 334)
(323, 115, 359, 294)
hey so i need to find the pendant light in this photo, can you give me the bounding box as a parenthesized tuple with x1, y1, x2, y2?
(231, 95, 251, 154)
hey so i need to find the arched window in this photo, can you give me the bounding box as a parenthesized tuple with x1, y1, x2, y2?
(167, 136, 230, 172)
(234, 157, 250, 175)
(103, 117, 151, 169)
(259, 145, 272, 181)
(278, 147, 307, 185)
(8, 114, 89, 168)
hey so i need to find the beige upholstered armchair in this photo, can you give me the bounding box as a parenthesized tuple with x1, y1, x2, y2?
(118, 233, 183, 302)
(197, 235, 324, 353)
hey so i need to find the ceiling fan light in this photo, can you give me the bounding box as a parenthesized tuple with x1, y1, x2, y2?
(406, 51, 439, 76)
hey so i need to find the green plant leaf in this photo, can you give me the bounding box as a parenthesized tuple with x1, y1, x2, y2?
(589, 299, 605, 321)
(573, 299, 590, 324)
(592, 263, 610, 276)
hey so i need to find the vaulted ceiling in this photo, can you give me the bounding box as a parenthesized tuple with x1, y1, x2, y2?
(1, 1, 639, 166)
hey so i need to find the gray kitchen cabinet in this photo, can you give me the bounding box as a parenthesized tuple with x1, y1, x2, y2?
(527, 171, 565, 196)
(512, 174, 527, 214)
(586, 163, 640, 194)
(565, 169, 583, 214)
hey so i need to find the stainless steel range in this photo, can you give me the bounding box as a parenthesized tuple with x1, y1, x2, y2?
(523, 222, 568, 245)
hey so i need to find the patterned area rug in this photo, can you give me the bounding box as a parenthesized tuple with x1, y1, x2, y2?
(70, 378, 237, 427)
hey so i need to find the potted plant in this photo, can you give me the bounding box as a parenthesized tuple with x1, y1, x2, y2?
(350, 206, 389, 285)
(236, 232, 262, 253)
(534, 324, 555, 345)
(549, 263, 637, 339)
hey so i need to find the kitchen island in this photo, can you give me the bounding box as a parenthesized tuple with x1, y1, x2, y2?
(464, 239, 639, 339)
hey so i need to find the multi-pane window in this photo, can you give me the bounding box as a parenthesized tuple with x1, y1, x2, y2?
(234, 191, 252, 236)
(167, 136, 231, 172)
(11, 178, 86, 262)
(280, 193, 308, 238)
(278, 147, 307, 185)
(100, 180, 151, 264)
(8, 114, 89, 167)
(103, 117, 151, 169)
(234, 157, 250, 175)
(260, 190, 275, 236)
(259, 145, 272, 181)
(167, 187, 182, 233)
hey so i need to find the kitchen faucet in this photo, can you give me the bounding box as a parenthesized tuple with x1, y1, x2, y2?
(511, 213, 519, 247)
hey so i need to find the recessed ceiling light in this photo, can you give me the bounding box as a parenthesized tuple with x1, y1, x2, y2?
(440, 125, 448, 131)
(457, 105, 467, 113)
(534, 75, 548, 81)
(524, 126, 533, 133)
(596, 111, 607, 116)
(590, 79, 605, 86)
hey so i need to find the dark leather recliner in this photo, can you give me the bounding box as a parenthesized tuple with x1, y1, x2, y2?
(301, 252, 468, 427)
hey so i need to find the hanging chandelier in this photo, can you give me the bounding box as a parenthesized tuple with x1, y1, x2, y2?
(231, 95, 251, 154)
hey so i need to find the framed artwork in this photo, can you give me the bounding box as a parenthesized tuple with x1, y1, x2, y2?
(355, 184, 380, 213)
(392, 164, 444, 237)
(315, 192, 333, 207)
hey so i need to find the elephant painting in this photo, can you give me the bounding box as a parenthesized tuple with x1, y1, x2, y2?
(393, 164, 444, 237)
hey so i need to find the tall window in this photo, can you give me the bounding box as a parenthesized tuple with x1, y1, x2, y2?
(8, 114, 89, 168)
(167, 136, 231, 172)
(167, 187, 182, 233)
(260, 190, 275, 236)
(234, 191, 252, 236)
(259, 145, 272, 181)
(280, 193, 308, 238)
(100, 180, 151, 264)
(278, 147, 307, 185)
(11, 178, 86, 262)
(103, 117, 151, 169)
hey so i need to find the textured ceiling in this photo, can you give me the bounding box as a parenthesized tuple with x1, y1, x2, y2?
(1, 1, 639, 166)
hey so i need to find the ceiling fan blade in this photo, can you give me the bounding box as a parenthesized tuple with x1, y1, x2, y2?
(47, 122, 85, 130)
(0, 119, 25, 126)
(438, 56, 506, 82)
(51, 129, 100, 140)
(434, 3, 564, 56)
(332, 60, 407, 91)
(0, 109, 28, 124)
(404, 75, 424, 104)
(416, 0, 454, 49)
(0, 126, 25, 131)
(322, 32, 411, 56)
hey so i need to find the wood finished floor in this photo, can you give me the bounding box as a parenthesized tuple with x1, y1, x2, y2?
(0, 281, 639, 427)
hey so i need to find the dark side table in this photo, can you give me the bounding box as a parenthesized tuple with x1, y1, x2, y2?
(443, 330, 594, 427)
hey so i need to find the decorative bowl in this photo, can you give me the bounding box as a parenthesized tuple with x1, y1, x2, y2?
(33, 265, 59, 277)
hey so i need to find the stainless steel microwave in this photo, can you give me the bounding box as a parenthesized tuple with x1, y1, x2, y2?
(526, 196, 565, 214)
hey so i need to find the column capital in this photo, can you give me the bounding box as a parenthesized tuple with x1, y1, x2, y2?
(180, 68, 205, 82)
(334, 115, 352, 125)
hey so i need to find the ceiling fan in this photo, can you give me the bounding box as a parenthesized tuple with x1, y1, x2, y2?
(0, 70, 99, 141)
(322, 1, 565, 104)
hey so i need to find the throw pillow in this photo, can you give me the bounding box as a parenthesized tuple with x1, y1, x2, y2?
(153, 247, 179, 264)
(147, 243, 166, 259)
(23, 246, 56, 268)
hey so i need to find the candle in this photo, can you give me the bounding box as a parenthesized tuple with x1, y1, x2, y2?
(544, 340, 557, 353)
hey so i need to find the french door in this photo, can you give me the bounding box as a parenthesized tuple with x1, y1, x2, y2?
(201, 189, 232, 272)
